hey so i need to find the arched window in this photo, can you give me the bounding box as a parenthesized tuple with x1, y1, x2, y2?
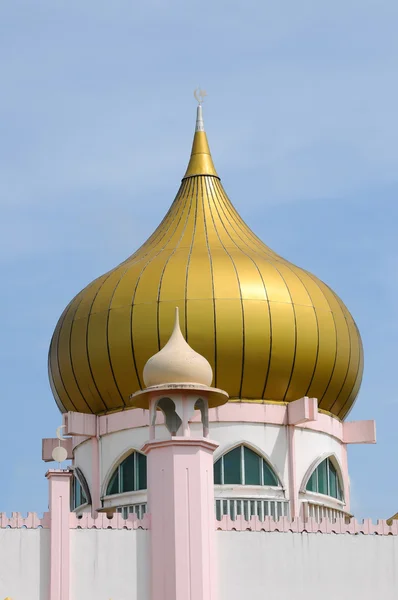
(306, 457, 343, 500)
(71, 468, 90, 510)
(106, 451, 147, 496)
(214, 445, 279, 486)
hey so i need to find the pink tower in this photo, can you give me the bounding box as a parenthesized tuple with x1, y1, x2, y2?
(130, 307, 228, 600)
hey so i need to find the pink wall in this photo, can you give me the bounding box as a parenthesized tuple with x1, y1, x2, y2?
(64, 401, 375, 451)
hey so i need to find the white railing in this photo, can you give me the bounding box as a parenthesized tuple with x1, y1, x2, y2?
(301, 501, 350, 523)
(215, 498, 290, 521)
(117, 503, 147, 520)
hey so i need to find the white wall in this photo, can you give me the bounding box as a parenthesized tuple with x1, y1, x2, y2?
(99, 425, 168, 492)
(73, 421, 347, 506)
(210, 422, 289, 486)
(70, 529, 150, 600)
(294, 427, 344, 490)
(2, 527, 398, 599)
(0, 529, 49, 599)
(217, 531, 398, 600)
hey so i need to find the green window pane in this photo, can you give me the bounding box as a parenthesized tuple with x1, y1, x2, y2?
(223, 446, 242, 484)
(328, 461, 337, 498)
(107, 469, 119, 495)
(263, 461, 278, 486)
(244, 447, 261, 485)
(306, 458, 344, 500)
(337, 477, 343, 501)
(74, 479, 87, 507)
(121, 453, 135, 492)
(73, 480, 80, 508)
(306, 471, 317, 492)
(137, 453, 147, 490)
(318, 460, 328, 495)
(214, 458, 222, 484)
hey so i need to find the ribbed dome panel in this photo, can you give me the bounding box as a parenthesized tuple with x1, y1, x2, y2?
(49, 171, 363, 419)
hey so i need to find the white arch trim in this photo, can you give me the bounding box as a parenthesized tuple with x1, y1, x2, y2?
(213, 439, 285, 490)
(101, 446, 146, 498)
(299, 452, 345, 500)
(70, 466, 91, 509)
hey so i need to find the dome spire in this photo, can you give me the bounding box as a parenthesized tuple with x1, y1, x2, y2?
(183, 94, 218, 179)
(195, 103, 205, 132)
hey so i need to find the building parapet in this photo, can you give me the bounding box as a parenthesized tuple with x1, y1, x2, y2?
(3, 511, 398, 535)
(0, 511, 149, 530)
(215, 515, 398, 536)
(0, 512, 50, 528)
(70, 512, 150, 529)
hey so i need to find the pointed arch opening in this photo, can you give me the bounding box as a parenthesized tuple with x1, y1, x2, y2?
(213, 444, 287, 521)
(155, 397, 182, 436)
(71, 467, 91, 511)
(106, 450, 147, 496)
(214, 445, 279, 487)
(304, 456, 344, 501)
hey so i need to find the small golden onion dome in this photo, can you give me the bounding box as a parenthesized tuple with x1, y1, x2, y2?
(48, 104, 363, 419)
(143, 307, 213, 388)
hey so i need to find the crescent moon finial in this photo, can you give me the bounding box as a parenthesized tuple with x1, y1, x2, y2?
(56, 425, 66, 441)
(194, 88, 207, 106)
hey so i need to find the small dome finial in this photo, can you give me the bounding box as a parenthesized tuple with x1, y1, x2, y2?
(143, 307, 213, 388)
(194, 88, 207, 106)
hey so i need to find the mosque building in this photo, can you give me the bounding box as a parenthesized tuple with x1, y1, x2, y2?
(2, 99, 397, 600)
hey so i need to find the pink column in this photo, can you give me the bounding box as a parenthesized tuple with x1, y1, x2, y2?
(91, 434, 100, 517)
(46, 469, 72, 600)
(340, 443, 351, 513)
(287, 425, 299, 518)
(143, 437, 218, 600)
(287, 397, 318, 519)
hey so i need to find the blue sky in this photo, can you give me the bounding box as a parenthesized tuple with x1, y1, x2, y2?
(1, 0, 397, 518)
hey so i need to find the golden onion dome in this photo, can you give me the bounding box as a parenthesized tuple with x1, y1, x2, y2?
(49, 104, 363, 420)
